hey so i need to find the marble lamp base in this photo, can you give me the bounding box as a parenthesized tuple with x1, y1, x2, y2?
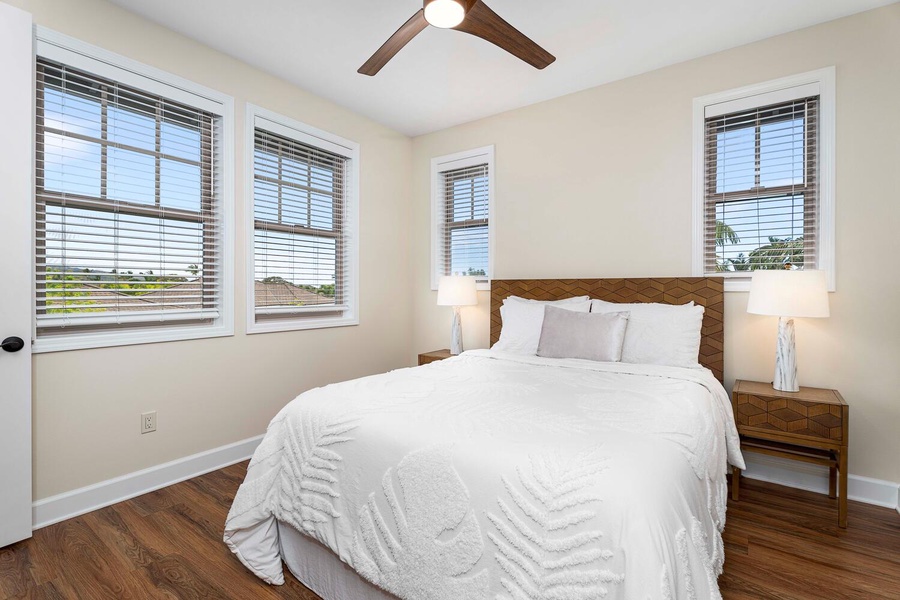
(773, 316, 799, 392)
(450, 306, 463, 355)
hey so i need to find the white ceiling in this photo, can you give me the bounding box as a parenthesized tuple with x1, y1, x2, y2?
(108, 0, 893, 137)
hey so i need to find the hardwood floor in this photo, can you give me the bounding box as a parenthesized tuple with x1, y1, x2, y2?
(2, 464, 898, 599)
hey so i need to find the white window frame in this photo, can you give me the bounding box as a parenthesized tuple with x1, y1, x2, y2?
(691, 68, 836, 292)
(245, 104, 360, 334)
(430, 145, 495, 291)
(32, 27, 234, 353)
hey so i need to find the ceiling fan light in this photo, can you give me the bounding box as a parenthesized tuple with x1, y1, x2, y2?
(424, 0, 465, 28)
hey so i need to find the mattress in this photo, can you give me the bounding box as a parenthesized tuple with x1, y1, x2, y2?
(225, 349, 744, 599)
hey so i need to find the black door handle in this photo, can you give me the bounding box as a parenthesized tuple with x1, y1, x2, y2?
(1, 337, 25, 353)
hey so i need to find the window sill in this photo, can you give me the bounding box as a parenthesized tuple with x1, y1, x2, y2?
(719, 275, 835, 293)
(32, 322, 234, 353)
(431, 279, 491, 293)
(247, 314, 359, 335)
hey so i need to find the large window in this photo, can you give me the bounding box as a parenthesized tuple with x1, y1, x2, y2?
(247, 106, 359, 333)
(693, 70, 834, 291)
(431, 146, 494, 290)
(34, 32, 233, 352)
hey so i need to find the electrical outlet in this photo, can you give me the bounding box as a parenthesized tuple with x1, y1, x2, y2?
(141, 411, 157, 434)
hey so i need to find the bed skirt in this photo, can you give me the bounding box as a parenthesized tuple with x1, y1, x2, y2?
(278, 521, 398, 600)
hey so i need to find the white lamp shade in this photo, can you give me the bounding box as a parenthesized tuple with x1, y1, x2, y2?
(437, 275, 478, 306)
(747, 270, 830, 318)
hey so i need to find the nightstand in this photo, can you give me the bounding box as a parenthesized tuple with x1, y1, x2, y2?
(418, 349, 453, 366)
(731, 379, 849, 527)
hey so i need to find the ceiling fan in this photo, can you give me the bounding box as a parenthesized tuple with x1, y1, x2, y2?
(358, 0, 556, 76)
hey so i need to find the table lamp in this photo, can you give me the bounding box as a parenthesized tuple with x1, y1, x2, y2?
(437, 275, 478, 355)
(747, 269, 830, 392)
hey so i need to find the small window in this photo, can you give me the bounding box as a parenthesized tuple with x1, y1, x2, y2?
(34, 32, 233, 352)
(693, 69, 834, 291)
(247, 106, 359, 333)
(431, 146, 494, 290)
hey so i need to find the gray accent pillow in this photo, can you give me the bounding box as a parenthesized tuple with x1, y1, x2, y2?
(537, 306, 630, 362)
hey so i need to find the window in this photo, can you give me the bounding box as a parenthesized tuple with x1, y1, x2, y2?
(246, 105, 359, 333)
(692, 69, 834, 291)
(431, 146, 494, 290)
(34, 30, 233, 352)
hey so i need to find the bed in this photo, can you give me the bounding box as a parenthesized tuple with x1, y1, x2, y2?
(224, 277, 744, 600)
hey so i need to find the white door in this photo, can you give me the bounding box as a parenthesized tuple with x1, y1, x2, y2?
(0, 1, 34, 548)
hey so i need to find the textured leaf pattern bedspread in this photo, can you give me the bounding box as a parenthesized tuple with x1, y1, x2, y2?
(224, 350, 744, 599)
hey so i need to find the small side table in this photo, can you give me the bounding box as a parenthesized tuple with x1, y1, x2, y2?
(418, 349, 453, 366)
(731, 379, 849, 528)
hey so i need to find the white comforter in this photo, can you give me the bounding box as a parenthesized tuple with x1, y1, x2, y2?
(225, 350, 745, 600)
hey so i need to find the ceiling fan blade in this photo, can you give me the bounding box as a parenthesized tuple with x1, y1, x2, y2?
(359, 9, 429, 76)
(454, 0, 555, 70)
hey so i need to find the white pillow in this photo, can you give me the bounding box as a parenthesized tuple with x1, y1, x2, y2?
(589, 300, 705, 368)
(503, 295, 590, 305)
(494, 300, 592, 355)
(592, 298, 695, 308)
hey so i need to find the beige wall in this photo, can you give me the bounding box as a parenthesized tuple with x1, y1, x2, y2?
(9, 0, 899, 500)
(8, 0, 414, 500)
(411, 4, 900, 484)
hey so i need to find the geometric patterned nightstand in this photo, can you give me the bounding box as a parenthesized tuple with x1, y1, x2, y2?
(417, 349, 453, 366)
(731, 379, 849, 527)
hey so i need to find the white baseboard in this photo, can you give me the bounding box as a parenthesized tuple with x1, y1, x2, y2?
(740, 453, 900, 511)
(32, 435, 263, 530)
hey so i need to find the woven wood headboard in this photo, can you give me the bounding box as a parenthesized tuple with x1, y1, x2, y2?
(490, 278, 725, 382)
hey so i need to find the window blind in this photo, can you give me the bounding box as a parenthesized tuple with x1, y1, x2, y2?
(253, 128, 349, 318)
(438, 163, 490, 279)
(703, 97, 818, 274)
(35, 58, 223, 334)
